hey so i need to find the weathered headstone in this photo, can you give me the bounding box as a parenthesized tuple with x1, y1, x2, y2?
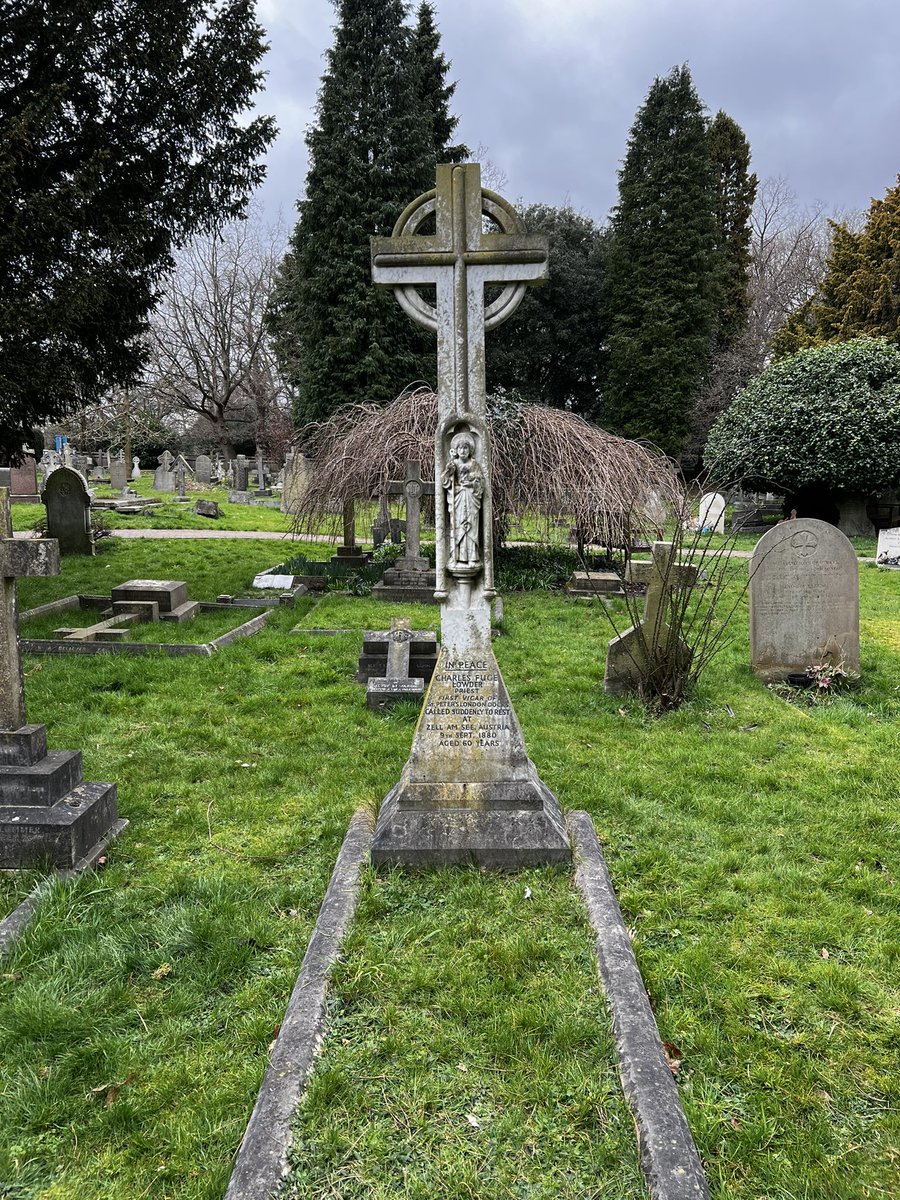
(8, 454, 40, 504)
(131, 456, 142, 480)
(110, 458, 128, 491)
(0, 488, 123, 866)
(110, 579, 199, 622)
(193, 499, 221, 519)
(233, 455, 249, 492)
(43, 467, 94, 556)
(369, 163, 568, 866)
(153, 450, 175, 492)
(750, 518, 859, 681)
(195, 454, 213, 485)
(358, 623, 438, 684)
(698, 492, 726, 535)
(604, 543, 699, 695)
(174, 459, 186, 498)
(365, 618, 428, 710)
(876, 526, 900, 568)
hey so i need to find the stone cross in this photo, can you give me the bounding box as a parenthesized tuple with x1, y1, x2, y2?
(342, 499, 356, 549)
(365, 617, 425, 710)
(0, 488, 60, 729)
(159, 450, 173, 473)
(626, 543, 700, 639)
(372, 162, 548, 641)
(369, 165, 569, 868)
(605, 542, 700, 695)
(174, 459, 186, 497)
(387, 460, 434, 565)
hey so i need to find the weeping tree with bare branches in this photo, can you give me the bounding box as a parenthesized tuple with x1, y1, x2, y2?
(289, 385, 681, 551)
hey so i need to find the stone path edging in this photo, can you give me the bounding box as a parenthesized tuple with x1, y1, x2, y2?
(569, 810, 711, 1200)
(224, 808, 374, 1200)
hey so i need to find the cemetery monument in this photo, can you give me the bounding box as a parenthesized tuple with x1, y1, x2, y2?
(749, 518, 860, 680)
(42, 466, 94, 555)
(369, 163, 569, 865)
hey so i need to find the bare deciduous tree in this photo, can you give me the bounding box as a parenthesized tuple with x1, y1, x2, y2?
(145, 215, 290, 459)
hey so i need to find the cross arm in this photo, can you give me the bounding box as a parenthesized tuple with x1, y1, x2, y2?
(0, 539, 60, 578)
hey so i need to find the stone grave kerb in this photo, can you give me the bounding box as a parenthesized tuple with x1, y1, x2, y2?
(0, 488, 60, 730)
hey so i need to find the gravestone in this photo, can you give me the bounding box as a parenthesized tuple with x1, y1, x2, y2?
(8, 454, 39, 504)
(373, 461, 438, 603)
(233, 455, 250, 492)
(153, 450, 175, 492)
(110, 579, 199, 622)
(876, 526, 900, 568)
(365, 618, 429, 710)
(43, 467, 94, 556)
(110, 458, 128, 491)
(750, 518, 859, 681)
(358, 624, 438, 685)
(565, 570, 624, 600)
(369, 163, 568, 866)
(131, 456, 141, 480)
(604, 543, 699, 695)
(698, 492, 726, 535)
(195, 454, 213, 485)
(254, 449, 271, 496)
(0, 488, 123, 867)
(174, 459, 186, 498)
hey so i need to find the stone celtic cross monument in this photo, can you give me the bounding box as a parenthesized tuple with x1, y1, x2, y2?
(369, 163, 570, 866)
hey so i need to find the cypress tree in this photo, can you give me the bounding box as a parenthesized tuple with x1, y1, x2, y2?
(270, 0, 464, 431)
(708, 110, 757, 349)
(410, 2, 468, 163)
(601, 65, 723, 459)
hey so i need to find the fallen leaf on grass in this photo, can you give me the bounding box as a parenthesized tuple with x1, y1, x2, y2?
(152, 962, 172, 980)
(91, 1072, 135, 1108)
(523, 887, 532, 900)
(456, 1063, 468, 1073)
(819, 947, 830, 960)
(465, 1113, 480, 1129)
(662, 1041, 683, 1075)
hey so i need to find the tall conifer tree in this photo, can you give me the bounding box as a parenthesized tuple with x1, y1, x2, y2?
(411, 2, 467, 163)
(270, 0, 464, 429)
(708, 110, 757, 349)
(601, 66, 722, 458)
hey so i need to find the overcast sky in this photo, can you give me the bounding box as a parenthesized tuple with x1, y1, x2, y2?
(252, 0, 900, 233)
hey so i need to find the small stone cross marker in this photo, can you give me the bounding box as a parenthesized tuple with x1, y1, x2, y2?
(605, 542, 700, 695)
(366, 617, 425, 710)
(387, 460, 434, 565)
(0, 488, 60, 729)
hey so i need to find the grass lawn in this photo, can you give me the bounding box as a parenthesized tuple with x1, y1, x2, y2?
(0, 539, 898, 1199)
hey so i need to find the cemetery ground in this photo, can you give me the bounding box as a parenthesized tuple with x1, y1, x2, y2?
(0, 536, 898, 1199)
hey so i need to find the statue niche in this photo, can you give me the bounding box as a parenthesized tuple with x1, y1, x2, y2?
(441, 428, 485, 578)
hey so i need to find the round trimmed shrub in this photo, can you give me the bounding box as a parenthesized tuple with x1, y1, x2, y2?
(706, 338, 900, 494)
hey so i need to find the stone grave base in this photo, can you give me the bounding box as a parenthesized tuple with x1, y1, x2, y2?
(372, 563, 437, 604)
(0, 724, 123, 868)
(371, 774, 570, 868)
(565, 570, 624, 600)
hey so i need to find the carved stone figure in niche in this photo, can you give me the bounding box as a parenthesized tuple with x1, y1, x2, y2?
(441, 430, 485, 572)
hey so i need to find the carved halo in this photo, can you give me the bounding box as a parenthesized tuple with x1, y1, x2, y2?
(391, 187, 529, 333)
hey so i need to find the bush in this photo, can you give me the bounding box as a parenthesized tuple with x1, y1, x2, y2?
(706, 338, 900, 494)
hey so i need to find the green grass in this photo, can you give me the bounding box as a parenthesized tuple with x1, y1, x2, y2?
(0, 540, 898, 1198)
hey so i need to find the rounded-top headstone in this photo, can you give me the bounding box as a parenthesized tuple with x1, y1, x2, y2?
(698, 492, 726, 534)
(749, 518, 859, 681)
